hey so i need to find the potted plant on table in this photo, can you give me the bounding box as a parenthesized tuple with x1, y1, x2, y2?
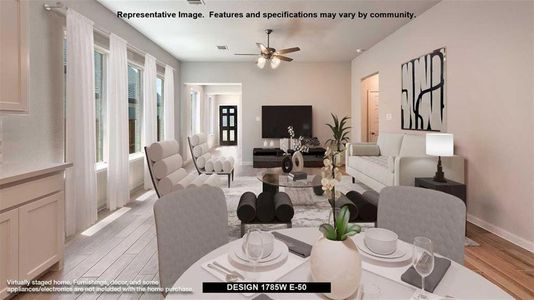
(325, 114, 351, 167)
(310, 147, 362, 300)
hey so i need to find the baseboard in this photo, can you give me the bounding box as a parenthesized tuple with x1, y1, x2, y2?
(467, 214, 534, 253)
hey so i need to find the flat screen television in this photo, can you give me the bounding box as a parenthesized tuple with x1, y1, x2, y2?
(262, 105, 312, 138)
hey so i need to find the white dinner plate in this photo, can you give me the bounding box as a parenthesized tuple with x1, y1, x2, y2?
(229, 239, 289, 269)
(354, 233, 412, 263)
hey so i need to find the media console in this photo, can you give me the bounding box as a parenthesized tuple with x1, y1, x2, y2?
(253, 147, 326, 168)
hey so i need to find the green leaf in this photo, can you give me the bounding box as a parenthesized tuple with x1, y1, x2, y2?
(347, 224, 361, 234)
(336, 206, 350, 239)
(319, 223, 336, 240)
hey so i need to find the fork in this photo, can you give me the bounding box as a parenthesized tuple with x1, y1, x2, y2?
(213, 261, 245, 280)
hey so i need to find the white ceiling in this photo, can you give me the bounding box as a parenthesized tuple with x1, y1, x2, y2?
(97, 0, 439, 62)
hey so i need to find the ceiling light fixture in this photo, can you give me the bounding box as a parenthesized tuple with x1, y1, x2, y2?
(257, 57, 266, 69)
(271, 57, 281, 69)
(356, 48, 364, 53)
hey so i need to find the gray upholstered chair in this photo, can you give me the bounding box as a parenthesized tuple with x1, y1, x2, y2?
(153, 186, 228, 295)
(377, 186, 466, 264)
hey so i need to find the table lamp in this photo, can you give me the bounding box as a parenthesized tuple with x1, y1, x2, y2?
(426, 133, 454, 182)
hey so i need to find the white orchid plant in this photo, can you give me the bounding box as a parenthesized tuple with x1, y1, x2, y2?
(319, 147, 361, 241)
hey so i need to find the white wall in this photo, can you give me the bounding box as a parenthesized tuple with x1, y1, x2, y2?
(351, 1, 534, 250)
(1, 0, 181, 209)
(181, 62, 352, 163)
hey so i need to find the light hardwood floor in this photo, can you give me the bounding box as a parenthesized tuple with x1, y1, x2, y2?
(12, 147, 534, 299)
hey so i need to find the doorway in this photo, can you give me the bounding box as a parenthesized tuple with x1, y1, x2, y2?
(219, 105, 238, 146)
(367, 91, 379, 142)
(360, 73, 379, 142)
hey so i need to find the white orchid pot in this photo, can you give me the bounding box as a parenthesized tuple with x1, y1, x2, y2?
(310, 237, 362, 300)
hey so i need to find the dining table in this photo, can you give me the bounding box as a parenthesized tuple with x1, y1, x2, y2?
(169, 227, 512, 299)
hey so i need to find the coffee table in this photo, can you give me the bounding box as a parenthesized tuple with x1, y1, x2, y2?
(256, 168, 321, 194)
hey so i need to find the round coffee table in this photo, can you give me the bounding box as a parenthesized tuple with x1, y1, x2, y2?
(256, 168, 321, 194)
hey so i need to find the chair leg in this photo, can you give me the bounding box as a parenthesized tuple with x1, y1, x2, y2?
(231, 169, 234, 181)
(287, 222, 292, 229)
(352, 177, 355, 184)
(240, 223, 245, 237)
(227, 174, 231, 188)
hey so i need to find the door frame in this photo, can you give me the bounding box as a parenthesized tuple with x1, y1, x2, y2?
(219, 105, 238, 146)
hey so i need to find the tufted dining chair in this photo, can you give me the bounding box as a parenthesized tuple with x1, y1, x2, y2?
(377, 186, 466, 264)
(153, 186, 228, 295)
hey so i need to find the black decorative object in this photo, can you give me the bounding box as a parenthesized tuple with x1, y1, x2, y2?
(273, 192, 294, 222)
(401, 48, 446, 131)
(237, 192, 257, 223)
(281, 155, 293, 173)
(256, 192, 275, 222)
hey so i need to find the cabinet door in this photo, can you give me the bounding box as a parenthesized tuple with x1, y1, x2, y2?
(19, 192, 62, 280)
(0, 0, 29, 112)
(0, 209, 18, 299)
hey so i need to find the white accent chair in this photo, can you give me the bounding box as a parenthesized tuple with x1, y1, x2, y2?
(145, 140, 219, 197)
(345, 132, 465, 192)
(188, 133, 235, 188)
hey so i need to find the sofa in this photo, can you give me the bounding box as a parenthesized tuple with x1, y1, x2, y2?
(345, 132, 465, 191)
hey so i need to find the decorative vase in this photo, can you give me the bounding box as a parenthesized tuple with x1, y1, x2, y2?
(292, 151, 304, 171)
(334, 151, 345, 167)
(281, 156, 293, 173)
(269, 140, 275, 147)
(310, 237, 362, 300)
(263, 139, 268, 147)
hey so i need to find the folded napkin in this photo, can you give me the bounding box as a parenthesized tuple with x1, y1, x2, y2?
(401, 257, 451, 293)
(272, 231, 312, 258)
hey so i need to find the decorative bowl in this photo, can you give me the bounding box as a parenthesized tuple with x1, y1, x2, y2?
(364, 228, 398, 255)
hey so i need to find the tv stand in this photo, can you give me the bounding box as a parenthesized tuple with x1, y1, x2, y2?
(253, 147, 326, 168)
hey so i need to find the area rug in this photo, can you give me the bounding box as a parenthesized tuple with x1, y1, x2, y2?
(220, 175, 478, 247)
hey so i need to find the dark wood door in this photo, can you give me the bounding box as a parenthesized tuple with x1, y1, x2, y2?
(219, 105, 237, 146)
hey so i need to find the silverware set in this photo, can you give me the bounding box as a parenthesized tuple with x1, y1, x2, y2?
(207, 261, 245, 282)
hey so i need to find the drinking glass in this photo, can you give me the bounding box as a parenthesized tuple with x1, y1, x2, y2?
(412, 236, 435, 299)
(244, 229, 264, 281)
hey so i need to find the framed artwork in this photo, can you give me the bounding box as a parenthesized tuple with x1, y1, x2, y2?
(401, 47, 446, 131)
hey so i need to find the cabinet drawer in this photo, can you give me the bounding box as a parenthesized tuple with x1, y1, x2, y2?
(0, 172, 64, 212)
(0, 209, 18, 299)
(18, 192, 62, 280)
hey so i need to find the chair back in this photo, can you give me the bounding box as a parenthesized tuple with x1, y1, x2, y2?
(188, 133, 212, 174)
(154, 186, 228, 294)
(377, 186, 466, 264)
(145, 140, 184, 197)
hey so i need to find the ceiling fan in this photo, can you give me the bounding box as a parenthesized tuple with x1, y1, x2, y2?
(235, 29, 301, 69)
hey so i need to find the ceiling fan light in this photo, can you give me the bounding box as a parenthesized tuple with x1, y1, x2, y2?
(271, 57, 281, 69)
(257, 57, 266, 69)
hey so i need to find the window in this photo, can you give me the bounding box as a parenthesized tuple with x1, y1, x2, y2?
(156, 77, 164, 141)
(190, 91, 200, 134)
(94, 50, 105, 162)
(128, 64, 143, 154)
(208, 96, 214, 135)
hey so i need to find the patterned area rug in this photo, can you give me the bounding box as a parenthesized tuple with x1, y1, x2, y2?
(220, 175, 479, 247)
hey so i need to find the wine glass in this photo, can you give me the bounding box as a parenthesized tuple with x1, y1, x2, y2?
(412, 236, 435, 299)
(244, 229, 264, 281)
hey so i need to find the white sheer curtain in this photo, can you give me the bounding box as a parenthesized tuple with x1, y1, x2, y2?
(65, 9, 97, 236)
(106, 34, 129, 211)
(163, 65, 175, 140)
(142, 54, 157, 189)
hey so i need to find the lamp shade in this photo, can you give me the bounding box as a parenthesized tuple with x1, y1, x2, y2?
(426, 133, 454, 156)
(257, 57, 266, 69)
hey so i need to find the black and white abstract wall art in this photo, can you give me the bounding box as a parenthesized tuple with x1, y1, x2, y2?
(401, 48, 446, 131)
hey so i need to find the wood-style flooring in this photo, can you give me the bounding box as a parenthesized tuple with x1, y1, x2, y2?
(12, 147, 534, 299)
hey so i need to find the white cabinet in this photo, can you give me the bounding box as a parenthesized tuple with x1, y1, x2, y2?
(0, 163, 70, 299)
(0, 210, 18, 299)
(0, 0, 29, 112)
(19, 192, 63, 280)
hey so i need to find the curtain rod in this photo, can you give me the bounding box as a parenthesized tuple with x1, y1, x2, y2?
(43, 1, 174, 71)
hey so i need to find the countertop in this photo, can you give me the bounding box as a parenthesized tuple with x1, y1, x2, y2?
(0, 162, 73, 186)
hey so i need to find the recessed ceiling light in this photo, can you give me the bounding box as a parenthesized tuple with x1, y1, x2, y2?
(216, 45, 228, 50)
(356, 48, 364, 53)
(187, 0, 205, 4)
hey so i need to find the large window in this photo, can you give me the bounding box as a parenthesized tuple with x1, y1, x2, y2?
(94, 50, 105, 162)
(128, 64, 143, 154)
(191, 91, 200, 134)
(208, 96, 214, 135)
(156, 77, 164, 141)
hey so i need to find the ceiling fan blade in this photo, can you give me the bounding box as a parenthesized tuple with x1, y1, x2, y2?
(276, 47, 300, 54)
(274, 54, 293, 62)
(234, 53, 259, 56)
(257, 43, 268, 54)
